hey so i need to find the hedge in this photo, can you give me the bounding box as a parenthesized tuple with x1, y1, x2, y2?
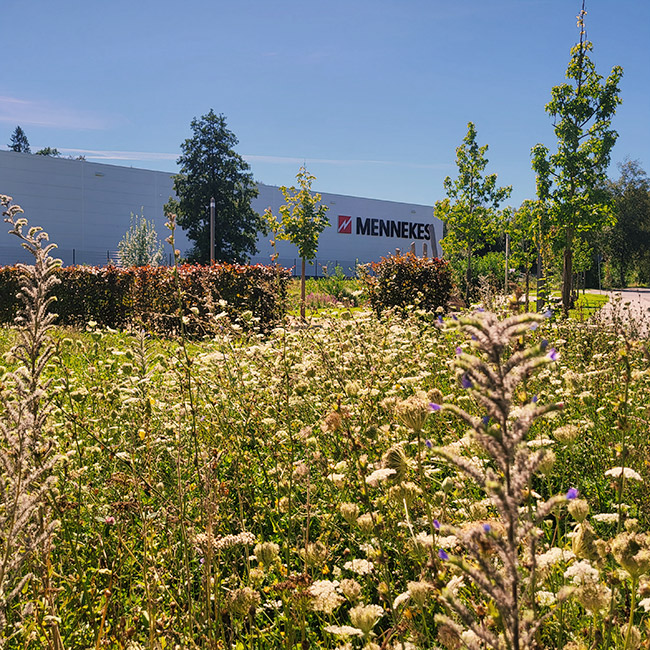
(0, 263, 290, 334)
(360, 253, 454, 315)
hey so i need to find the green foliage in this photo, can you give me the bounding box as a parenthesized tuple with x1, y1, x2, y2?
(604, 160, 650, 287)
(34, 147, 60, 157)
(264, 166, 330, 263)
(360, 252, 453, 314)
(0, 263, 290, 333)
(118, 210, 164, 267)
(531, 8, 623, 313)
(435, 122, 511, 301)
(166, 110, 262, 263)
(8, 125, 30, 153)
(264, 166, 329, 319)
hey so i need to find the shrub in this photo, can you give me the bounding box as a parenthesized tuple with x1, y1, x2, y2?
(360, 253, 453, 314)
(0, 263, 290, 334)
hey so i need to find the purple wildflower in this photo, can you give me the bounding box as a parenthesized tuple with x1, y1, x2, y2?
(429, 402, 442, 412)
(532, 394, 538, 403)
(566, 487, 579, 500)
(437, 314, 444, 324)
(482, 415, 491, 426)
(438, 549, 449, 561)
(433, 519, 441, 530)
(425, 439, 433, 449)
(455, 346, 462, 355)
(544, 309, 553, 319)
(530, 322, 539, 331)
(548, 348, 559, 361)
(477, 307, 485, 312)
(483, 523, 491, 533)
(461, 373, 473, 389)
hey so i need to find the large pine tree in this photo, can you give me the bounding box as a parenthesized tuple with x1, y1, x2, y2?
(8, 126, 31, 153)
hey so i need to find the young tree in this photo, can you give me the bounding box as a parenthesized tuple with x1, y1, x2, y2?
(506, 200, 545, 311)
(264, 166, 330, 320)
(8, 126, 30, 153)
(531, 3, 623, 314)
(165, 110, 261, 263)
(118, 210, 164, 267)
(603, 160, 650, 287)
(434, 122, 511, 302)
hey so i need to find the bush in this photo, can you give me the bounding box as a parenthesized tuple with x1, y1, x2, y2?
(0, 263, 290, 334)
(360, 253, 454, 314)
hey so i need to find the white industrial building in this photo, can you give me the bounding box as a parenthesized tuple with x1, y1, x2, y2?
(0, 150, 441, 275)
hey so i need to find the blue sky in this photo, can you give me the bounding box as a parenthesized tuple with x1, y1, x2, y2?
(1, 0, 648, 209)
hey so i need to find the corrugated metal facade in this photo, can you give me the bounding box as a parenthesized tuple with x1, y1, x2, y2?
(0, 150, 441, 273)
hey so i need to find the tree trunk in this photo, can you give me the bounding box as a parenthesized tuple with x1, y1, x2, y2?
(300, 257, 306, 321)
(465, 248, 472, 304)
(562, 229, 574, 315)
(525, 268, 530, 313)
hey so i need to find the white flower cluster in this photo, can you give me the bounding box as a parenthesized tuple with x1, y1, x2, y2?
(309, 579, 345, 614)
(344, 558, 374, 575)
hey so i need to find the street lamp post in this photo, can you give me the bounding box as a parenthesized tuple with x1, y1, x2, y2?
(210, 197, 215, 264)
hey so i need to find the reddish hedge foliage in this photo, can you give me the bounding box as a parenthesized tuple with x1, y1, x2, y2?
(361, 253, 454, 315)
(0, 263, 290, 334)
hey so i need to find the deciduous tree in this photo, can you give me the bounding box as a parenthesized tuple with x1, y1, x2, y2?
(604, 160, 650, 287)
(264, 166, 329, 320)
(531, 4, 622, 314)
(165, 110, 261, 263)
(434, 122, 511, 302)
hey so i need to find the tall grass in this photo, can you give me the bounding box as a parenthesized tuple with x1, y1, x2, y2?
(1, 201, 650, 648)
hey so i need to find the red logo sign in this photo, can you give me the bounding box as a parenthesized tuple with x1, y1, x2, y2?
(338, 215, 352, 234)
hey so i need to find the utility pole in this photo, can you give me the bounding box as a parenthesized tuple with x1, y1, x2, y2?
(209, 197, 215, 264)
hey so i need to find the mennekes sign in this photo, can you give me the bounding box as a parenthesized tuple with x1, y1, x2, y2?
(338, 215, 433, 240)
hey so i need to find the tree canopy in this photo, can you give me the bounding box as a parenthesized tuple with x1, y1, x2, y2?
(434, 122, 511, 302)
(531, 5, 622, 313)
(8, 126, 30, 153)
(165, 110, 261, 263)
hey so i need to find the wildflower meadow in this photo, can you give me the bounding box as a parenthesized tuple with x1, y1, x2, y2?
(1, 196, 650, 650)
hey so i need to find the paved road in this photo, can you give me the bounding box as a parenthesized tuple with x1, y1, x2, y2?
(591, 288, 650, 338)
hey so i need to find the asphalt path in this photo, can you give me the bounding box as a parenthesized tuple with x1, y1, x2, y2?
(590, 288, 650, 338)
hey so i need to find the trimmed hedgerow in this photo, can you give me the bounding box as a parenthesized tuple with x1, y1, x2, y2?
(360, 253, 454, 315)
(0, 263, 290, 333)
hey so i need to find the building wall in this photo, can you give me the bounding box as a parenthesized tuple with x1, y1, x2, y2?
(0, 150, 441, 272)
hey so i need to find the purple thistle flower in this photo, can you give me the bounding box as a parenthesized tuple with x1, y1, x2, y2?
(566, 487, 579, 500)
(483, 523, 491, 533)
(429, 402, 442, 412)
(433, 519, 441, 530)
(438, 549, 449, 561)
(548, 348, 559, 361)
(461, 373, 473, 389)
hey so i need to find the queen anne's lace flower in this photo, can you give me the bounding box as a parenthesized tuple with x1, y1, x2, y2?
(605, 467, 643, 481)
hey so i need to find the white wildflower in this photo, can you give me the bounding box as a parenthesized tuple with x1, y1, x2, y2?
(605, 467, 643, 481)
(536, 547, 576, 570)
(393, 591, 410, 609)
(592, 513, 620, 524)
(344, 559, 374, 575)
(527, 438, 555, 449)
(535, 590, 557, 606)
(365, 468, 396, 486)
(564, 560, 600, 585)
(324, 624, 364, 637)
(309, 580, 344, 614)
